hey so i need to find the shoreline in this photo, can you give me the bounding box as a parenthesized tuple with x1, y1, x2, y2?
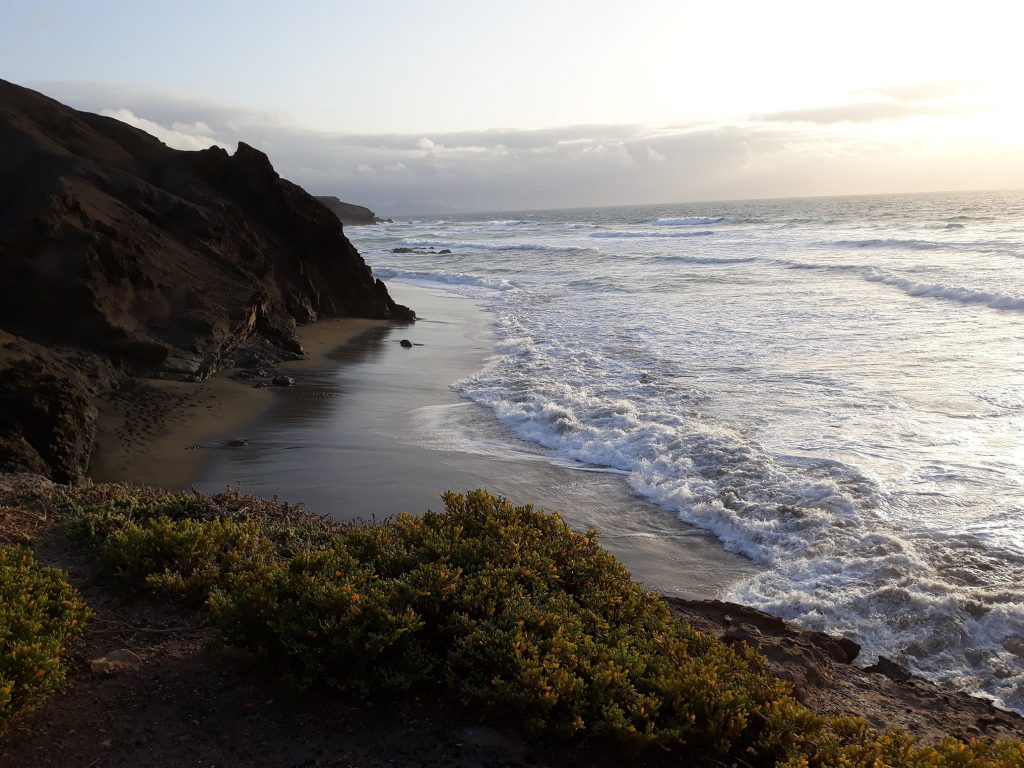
(189, 284, 761, 600)
(80, 283, 1024, 734)
(5, 286, 1023, 763)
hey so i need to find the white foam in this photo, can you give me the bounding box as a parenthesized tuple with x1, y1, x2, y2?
(862, 269, 1024, 310)
(374, 267, 515, 292)
(781, 261, 1024, 311)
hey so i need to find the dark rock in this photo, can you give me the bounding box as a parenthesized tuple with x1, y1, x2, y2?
(226, 439, 248, 447)
(399, 339, 413, 348)
(662, 597, 1024, 744)
(315, 196, 379, 226)
(271, 376, 295, 387)
(0, 332, 103, 482)
(866, 655, 913, 682)
(391, 246, 452, 256)
(0, 79, 415, 479)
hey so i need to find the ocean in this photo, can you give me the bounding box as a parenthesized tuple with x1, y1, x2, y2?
(347, 190, 1024, 714)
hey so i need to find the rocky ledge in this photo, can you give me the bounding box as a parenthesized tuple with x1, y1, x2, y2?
(0, 80, 414, 482)
(315, 196, 393, 225)
(666, 598, 1024, 745)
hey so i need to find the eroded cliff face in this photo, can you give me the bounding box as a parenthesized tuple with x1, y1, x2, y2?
(0, 79, 414, 481)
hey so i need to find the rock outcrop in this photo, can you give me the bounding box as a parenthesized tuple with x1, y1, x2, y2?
(0, 79, 414, 481)
(315, 196, 391, 225)
(666, 598, 1024, 744)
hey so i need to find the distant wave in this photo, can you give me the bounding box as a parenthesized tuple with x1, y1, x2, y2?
(783, 261, 1024, 311)
(399, 239, 585, 253)
(374, 267, 514, 292)
(648, 254, 756, 265)
(590, 230, 716, 239)
(653, 216, 725, 226)
(831, 238, 947, 251)
(862, 270, 1024, 310)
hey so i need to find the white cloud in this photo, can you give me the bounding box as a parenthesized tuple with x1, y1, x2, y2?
(100, 108, 230, 151)
(33, 81, 1023, 215)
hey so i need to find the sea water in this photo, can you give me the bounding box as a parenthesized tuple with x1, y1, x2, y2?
(347, 190, 1024, 713)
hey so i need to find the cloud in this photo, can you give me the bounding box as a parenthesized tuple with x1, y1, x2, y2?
(756, 80, 973, 125)
(755, 101, 960, 124)
(857, 80, 972, 103)
(99, 108, 230, 151)
(27, 79, 1024, 215)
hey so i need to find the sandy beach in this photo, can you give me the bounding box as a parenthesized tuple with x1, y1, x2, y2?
(90, 284, 757, 599)
(90, 318, 385, 489)
(161, 284, 758, 599)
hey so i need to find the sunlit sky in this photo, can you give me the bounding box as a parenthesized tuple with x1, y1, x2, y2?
(3, 0, 1023, 213)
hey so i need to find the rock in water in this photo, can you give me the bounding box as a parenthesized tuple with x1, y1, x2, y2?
(399, 339, 413, 348)
(0, 79, 415, 480)
(271, 376, 295, 387)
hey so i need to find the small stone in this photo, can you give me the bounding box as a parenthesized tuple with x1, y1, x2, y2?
(227, 438, 248, 448)
(271, 375, 295, 387)
(399, 339, 413, 348)
(90, 649, 142, 674)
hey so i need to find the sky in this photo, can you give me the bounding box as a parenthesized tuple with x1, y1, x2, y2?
(3, 0, 1023, 213)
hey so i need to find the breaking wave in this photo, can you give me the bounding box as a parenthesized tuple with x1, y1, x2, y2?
(374, 267, 515, 292)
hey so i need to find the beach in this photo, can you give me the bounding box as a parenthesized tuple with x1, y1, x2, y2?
(91, 284, 759, 600)
(89, 318, 386, 489)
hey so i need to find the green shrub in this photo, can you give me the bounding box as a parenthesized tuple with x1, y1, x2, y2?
(0, 544, 90, 725)
(100, 516, 274, 605)
(56, 484, 1024, 766)
(59, 483, 338, 558)
(207, 491, 795, 757)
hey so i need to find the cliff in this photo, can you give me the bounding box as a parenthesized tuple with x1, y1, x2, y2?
(315, 195, 387, 225)
(0, 79, 413, 482)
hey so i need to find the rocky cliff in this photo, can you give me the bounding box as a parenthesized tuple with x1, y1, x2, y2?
(0, 79, 414, 482)
(315, 196, 386, 225)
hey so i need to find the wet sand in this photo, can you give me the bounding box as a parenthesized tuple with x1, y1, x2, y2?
(90, 318, 385, 489)
(190, 284, 760, 598)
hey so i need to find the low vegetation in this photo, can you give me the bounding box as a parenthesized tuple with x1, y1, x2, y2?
(19, 483, 1024, 766)
(0, 544, 90, 725)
